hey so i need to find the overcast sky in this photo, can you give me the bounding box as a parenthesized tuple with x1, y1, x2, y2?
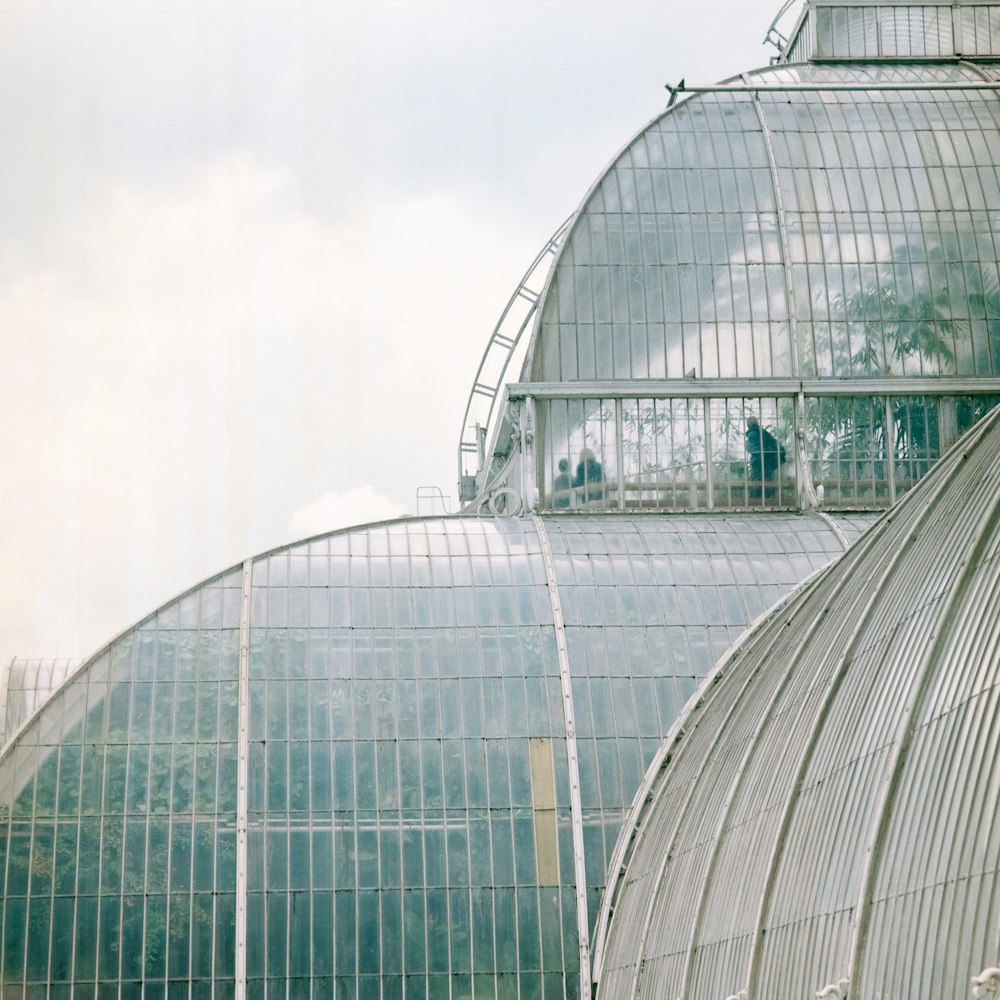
(1, 0, 791, 666)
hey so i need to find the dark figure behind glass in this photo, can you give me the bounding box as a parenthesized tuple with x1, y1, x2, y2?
(553, 458, 573, 508)
(575, 448, 604, 502)
(746, 416, 785, 499)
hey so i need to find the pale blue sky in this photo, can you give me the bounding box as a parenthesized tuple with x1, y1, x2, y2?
(0, 0, 789, 665)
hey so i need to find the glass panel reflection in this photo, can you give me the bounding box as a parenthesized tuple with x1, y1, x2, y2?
(532, 64, 1000, 386)
(0, 512, 875, 999)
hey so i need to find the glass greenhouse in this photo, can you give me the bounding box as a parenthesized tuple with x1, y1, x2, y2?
(462, 4, 1000, 516)
(591, 404, 1000, 1000)
(5, 1, 1000, 998)
(0, 514, 864, 1000)
(0, 661, 79, 748)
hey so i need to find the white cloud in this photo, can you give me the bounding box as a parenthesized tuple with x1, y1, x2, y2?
(288, 487, 408, 538)
(0, 152, 534, 665)
(0, 0, 782, 672)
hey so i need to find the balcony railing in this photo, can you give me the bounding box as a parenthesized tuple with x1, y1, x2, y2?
(463, 378, 1000, 516)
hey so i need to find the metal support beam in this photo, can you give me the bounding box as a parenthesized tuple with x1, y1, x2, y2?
(743, 438, 980, 1000)
(235, 558, 252, 1000)
(746, 71, 801, 381)
(703, 403, 714, 509)
(505, 377, 1000, 399)
(665, 80, 1000, 94)
(531, 516, 592, 1000)
(795, 391, 820, 508)
(457, 218, 571, 493)
(615, 400, 626, 510)
(846, 415, 1000, 992)
(885, 397, 897, 505)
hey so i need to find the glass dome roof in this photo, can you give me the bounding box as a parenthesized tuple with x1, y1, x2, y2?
(0, 513, 866, 1000)
(9, 4, 1000, 1000)
(0, 659, 80, 748)
(524, 61, 1000, 383)
(462, 53, 1000, 519)
(592, 404, 1000, 1000)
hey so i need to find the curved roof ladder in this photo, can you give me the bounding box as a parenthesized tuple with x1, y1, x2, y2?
(457, 216, 572, 502)
(763, 0, 799, 55)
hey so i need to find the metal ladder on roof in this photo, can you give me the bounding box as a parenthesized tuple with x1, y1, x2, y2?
(457, 216, 571, 502)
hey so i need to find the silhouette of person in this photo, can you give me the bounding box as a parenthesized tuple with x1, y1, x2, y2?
(574, 448, 604, 502)
(553, 458, 572, 508)
(746, 416, 785, 498)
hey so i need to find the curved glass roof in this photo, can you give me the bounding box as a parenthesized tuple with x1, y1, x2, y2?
(524, 61, 1000, 383)
(463, 56, 1000, 519)
(592, 405, 1000, 1000)
(782, 1, 1000, 63)
(0, 513, 868, 999)
(0, 659, 81, 749)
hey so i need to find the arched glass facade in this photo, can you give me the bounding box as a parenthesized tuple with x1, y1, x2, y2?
(592, 405, 1000, 1000)
(466, 55, 1000, 516)
(11, 2, 1000, 998)
(0, 514, 864, 999)
(529, 63, 1000, 383)
(0, 660, 80, 749)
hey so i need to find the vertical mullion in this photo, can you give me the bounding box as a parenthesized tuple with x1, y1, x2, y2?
(704, 401, 715, 509)
(746, 84, 800, 378)
(530, 516, 592, 1000)
(164, 739, 175, 989)
(284, 644, 293, 998)
(214, 634, 226, 993)
(886, 396, 897, 504)
(47, 751, 65, 992)
(307, 623, 316, 994)
(615, 399, 626, 510)
(69, 733, 85, 985)
(794, 392, 803, 510)
(235, 558, 252, 1000)
(92, 681, 110, 991)
(140, 721, 157, 992)
(23, 751, 40, 990)
(112, 713, 128, 990)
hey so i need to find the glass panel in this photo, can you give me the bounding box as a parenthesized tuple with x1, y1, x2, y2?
(807, 395, 892, 507)
(617, 398, 706, 510)
(892, 393, 1000, 497)
(715, 398, 796, 508)
(541, 398, 616, 509)
(0, 513, 886, 1000)
(542, 395, 804, 511)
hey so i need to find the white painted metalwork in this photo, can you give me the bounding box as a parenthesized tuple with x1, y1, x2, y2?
(593, 405, 1000, 1000)
(0, 657, 81, 750)
(665, 81, 1000, 94)
(973, 969, 1000, 997)
(589, 538, 847, 997)
(235, 558, 252, 1000)
(646, 522, 885, 1000)
(780, 0, 1000, 62)
(0, 507, 873, 1000)
(674, 541, 882, 1000)
(744, 72, 800, 379)
(815, 980, 849, 999)
(517, 53, 1000, 522)
(741, 445, 969, 1000)
(744, 71, 822, 510)
(475, 379, 1000, 516)
(812, 510, 852, 549)
(458, 218, 571, 499)
(506, 379, 1000, 398)
(845, 458, 1000, 987)
(531, 514, 592, 1000)
(7, 5, 1000, 997)
(460, 399, 529, 514)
